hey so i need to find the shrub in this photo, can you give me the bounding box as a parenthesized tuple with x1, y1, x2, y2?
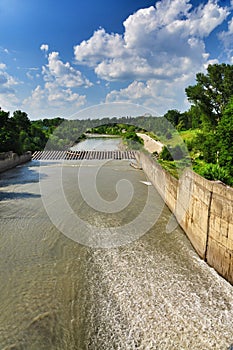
(195, 163, 232, 186)
(159, 144, 186, 161)
(185, 139, 194, 152)
(159, 146, 173, 161)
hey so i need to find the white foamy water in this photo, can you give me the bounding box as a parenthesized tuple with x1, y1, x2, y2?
(83, 238, 233, 349)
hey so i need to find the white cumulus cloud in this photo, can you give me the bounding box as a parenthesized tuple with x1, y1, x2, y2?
(0, 62, 18, 94)
(74, 0, 229, 83)
(73, 0, 230, 113)
(106, 74, 193, 115)
(22, 82, 86, 118)
(40, 43, 49, 52)
(219, 16, 233, 59)
(43, 51, 93, 88)
(186, 0, 229, 37)
(22, 51, 92, 118)
(0, 62, 6, 70)
(74, 28, 124, 66)
(0, 62, 19, 110)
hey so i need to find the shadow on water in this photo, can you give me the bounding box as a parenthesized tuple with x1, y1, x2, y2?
(0, 191, 41, 201)
(0, 161, 47, 201)
(0, 160, 47, 187)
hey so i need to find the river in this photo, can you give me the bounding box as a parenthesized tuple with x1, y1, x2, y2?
(0, 138, 233, 349)
(70, 137, 121, 151)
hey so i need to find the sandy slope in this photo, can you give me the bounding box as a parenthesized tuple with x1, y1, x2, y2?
(137, 133, 164, 153)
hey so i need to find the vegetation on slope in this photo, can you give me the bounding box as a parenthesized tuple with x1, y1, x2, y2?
(157, 64, 233, 186)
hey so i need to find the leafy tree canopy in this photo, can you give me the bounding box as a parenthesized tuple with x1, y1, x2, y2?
(185, 63, 233, 128)
(216, 97, 233, 172)
(12, 110, 31, 132)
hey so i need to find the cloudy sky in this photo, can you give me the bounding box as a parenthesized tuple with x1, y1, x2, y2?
(0, 0, 233, 120)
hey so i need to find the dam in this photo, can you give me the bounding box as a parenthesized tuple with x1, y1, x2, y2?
(0, 137, 233, 349)
(32, 150, 137, 161)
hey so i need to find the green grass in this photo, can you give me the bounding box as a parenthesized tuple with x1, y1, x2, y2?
(155, 130, 199, 178)
(179, 129, 200, 141)
(157, 159, 192, 179)
(157, 160, 179, 178)
(151, 128, 217, 180)
(144, 131, 159, 141)
(156, 128, 199, 147)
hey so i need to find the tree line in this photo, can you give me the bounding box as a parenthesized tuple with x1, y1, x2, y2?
(0, 109, 64, 154)
(0, 109, 173, 153)
(0, 63, 233, 184)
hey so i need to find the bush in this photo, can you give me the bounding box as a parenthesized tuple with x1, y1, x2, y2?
(159, 144, 186, 161)
(192, 131, 217, 163)
(195, 163, 232, 186)
(159, 146, 173, 161)
(185, 139, 194, 152)
(152, 151, 159, 158)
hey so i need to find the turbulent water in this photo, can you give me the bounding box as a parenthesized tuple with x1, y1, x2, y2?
(0, 153, 233, 349)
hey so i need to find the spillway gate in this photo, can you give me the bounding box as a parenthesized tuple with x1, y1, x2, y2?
(32, 150, 137, 161)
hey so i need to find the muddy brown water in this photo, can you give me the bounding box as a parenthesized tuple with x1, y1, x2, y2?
(0, 157, 233, 350)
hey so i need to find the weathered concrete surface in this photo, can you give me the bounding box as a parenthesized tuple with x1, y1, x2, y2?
(139, 152, 233, 285)
(207, 182, 233, 284)
(176, 170, 212, 259)
(0, 152, 31, 173)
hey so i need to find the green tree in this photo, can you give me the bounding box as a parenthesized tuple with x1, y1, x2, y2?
(0, 108, 10, 128)
(163, 109, 181, 127)
(11, 110, 31, 132)
(181, 105, 202, 130)
(185, 63, 233, 128)
(0, 108, 19, 153)
(159, 146, 173, 161)
(216, 98, 233, 173)
(191, 131, 217, 163)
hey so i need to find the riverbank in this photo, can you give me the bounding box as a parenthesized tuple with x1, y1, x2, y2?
(84, 133, 121, 138)
(0, 151, 31, 173)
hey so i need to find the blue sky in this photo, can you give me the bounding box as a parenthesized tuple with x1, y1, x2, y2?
(0, 0, 233, 120)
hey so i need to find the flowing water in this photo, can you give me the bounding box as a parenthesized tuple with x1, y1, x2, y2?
(0, 139, 233, 349)
(70, 137, 121, 151)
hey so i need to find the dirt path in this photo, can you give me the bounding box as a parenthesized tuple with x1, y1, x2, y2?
(137, 133, 163, 153)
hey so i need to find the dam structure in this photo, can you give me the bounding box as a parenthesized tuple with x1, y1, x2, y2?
(137, 152, 233, 285)
(0, 137, 233, 349)
(32, 150, 137, 161)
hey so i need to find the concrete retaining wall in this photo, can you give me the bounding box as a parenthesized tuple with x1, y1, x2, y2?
(138, 152, 233, 284)
(0, 152, 31, 173)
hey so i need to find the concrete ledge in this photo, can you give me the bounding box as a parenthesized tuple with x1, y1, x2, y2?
(0, 152, 32, 173)
(138, 152, 233, 285)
